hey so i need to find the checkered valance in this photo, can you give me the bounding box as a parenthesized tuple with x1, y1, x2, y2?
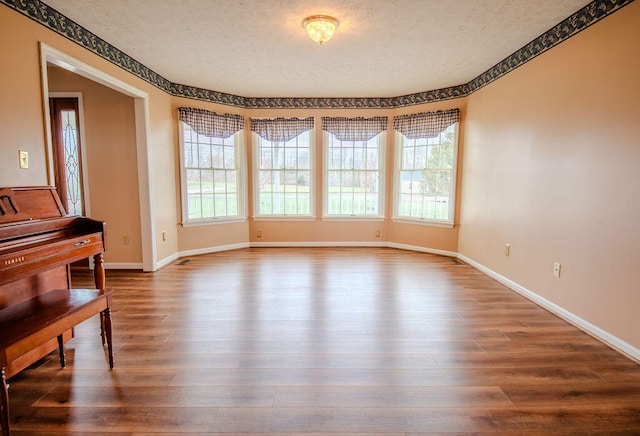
(393, 108, 460, 139)
(178, 107, 244, 138)
(250, 117, 314, 142)
(322, 117, 388, 141)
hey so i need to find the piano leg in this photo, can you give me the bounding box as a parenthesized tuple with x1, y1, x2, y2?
(57, 334, 66, 368)
(103, 307, 114, 369)
(1, 367, 9, 436)
(93, 253, 105, 290)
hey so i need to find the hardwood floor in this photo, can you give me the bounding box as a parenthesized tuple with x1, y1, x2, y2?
(7, 247, 640, 434)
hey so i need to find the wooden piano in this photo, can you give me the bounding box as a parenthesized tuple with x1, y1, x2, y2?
(0, 186, 114, 436)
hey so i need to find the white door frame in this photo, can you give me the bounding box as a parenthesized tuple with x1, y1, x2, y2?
(40, 43, 157, 272)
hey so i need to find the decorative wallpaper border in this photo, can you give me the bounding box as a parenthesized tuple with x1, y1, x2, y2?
(1, 0, 634, 109)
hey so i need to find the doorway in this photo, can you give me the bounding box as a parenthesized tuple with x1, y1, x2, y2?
(40, 43, 156, 271)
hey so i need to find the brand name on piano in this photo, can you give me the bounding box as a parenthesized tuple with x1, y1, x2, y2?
(4, 256, 25, 265)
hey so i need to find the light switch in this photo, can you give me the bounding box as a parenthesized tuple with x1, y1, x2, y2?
(19, 150, 29, 169)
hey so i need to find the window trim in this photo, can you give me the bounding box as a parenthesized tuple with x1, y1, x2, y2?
(392, 124, 459, 226)
(178, 122, 247, 226)
(322, 130, 386, 219)
(251, 129, 315, 220)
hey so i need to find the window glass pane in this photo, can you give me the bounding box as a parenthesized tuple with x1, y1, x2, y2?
(401, 146, 412, 170)
(60, 109, 83, 216)
(223, 145, 235, 169)
(299, 149, 310, 170)
(366, 147, 379, 169)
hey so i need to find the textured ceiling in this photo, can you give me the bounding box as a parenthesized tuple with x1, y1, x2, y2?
(42, 0, 592, 98)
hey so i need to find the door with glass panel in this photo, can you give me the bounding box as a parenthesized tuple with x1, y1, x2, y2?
(49, 97, 85, 216)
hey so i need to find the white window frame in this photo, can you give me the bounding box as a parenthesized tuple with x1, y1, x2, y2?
(392, 123, 459, 228)
(252, 129, 315, 220)
(179, 121, 247, 226)
(322, 131, 386, 220)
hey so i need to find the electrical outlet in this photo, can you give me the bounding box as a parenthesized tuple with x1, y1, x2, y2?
(121, 234, 129, 244)
(375, 229, 380, 237)
(162, 231, 167, 241)
(504, 243, 510, 257)
(257, 230, 262, 238)
(553, 262, 561, 278)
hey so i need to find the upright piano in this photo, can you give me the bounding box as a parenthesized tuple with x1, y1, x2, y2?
(0, 186, 106, 378)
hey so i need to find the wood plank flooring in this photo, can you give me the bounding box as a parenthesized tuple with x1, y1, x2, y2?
(6, 247, 640, 434)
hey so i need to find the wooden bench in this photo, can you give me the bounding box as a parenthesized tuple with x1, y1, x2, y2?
(0, 288, 114, 436)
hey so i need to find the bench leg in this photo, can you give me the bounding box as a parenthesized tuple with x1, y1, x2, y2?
(103, 307, 114, 369)
(99, 312, 106, 346)
(1, 367, 9, 436)
(57, 334, 66, 369)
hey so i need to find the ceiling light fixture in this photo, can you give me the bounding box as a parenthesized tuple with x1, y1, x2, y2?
(303, 15, 338, 45)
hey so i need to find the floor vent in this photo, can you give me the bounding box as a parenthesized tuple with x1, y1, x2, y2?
(176, 259, 191, 265)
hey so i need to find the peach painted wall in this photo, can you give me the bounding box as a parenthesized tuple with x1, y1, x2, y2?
(459, 3, 640, 349)
(0, 6, 178, 267)
(48, 66, 142, 264)
(148, 90, 180, 265)
(0, 7, 50, 186)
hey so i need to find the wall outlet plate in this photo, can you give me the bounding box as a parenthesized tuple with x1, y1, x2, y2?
(553, 262, 561, 278)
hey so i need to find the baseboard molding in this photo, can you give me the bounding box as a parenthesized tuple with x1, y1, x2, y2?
(248, 241, 457, 258)
(387, 242, 457, 258)
(104, 262, 144, 270)
(457, 253, 640, 363)
(155, 252, 180, 270)
(250, 241, 387, 248)
(178, 242, 250, 258)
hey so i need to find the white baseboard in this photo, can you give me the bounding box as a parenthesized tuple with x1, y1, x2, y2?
(248, 242, 457, 259)
(250, 241, 387, 248)
(387, 242, 457, 258)
(104, 262, 144, 270)
(155, 252, 180, 270)
(457, 253, 640, 363)
(178, 242, 250, 258)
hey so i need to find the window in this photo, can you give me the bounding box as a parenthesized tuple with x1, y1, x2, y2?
(251, 117, 314, 218)
(178, 108, 245, 224)
(322, 117, 387, 218)
(393, 109, 460, 225)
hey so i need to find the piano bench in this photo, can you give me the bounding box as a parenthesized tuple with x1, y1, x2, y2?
(0, 288, 114, 436)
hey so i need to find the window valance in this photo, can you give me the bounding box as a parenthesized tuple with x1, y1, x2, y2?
(322, 116, 388, 141)
(393, 108, 460, 139)
(250, 117, 314, 142)
(178, 107, 244, 139)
